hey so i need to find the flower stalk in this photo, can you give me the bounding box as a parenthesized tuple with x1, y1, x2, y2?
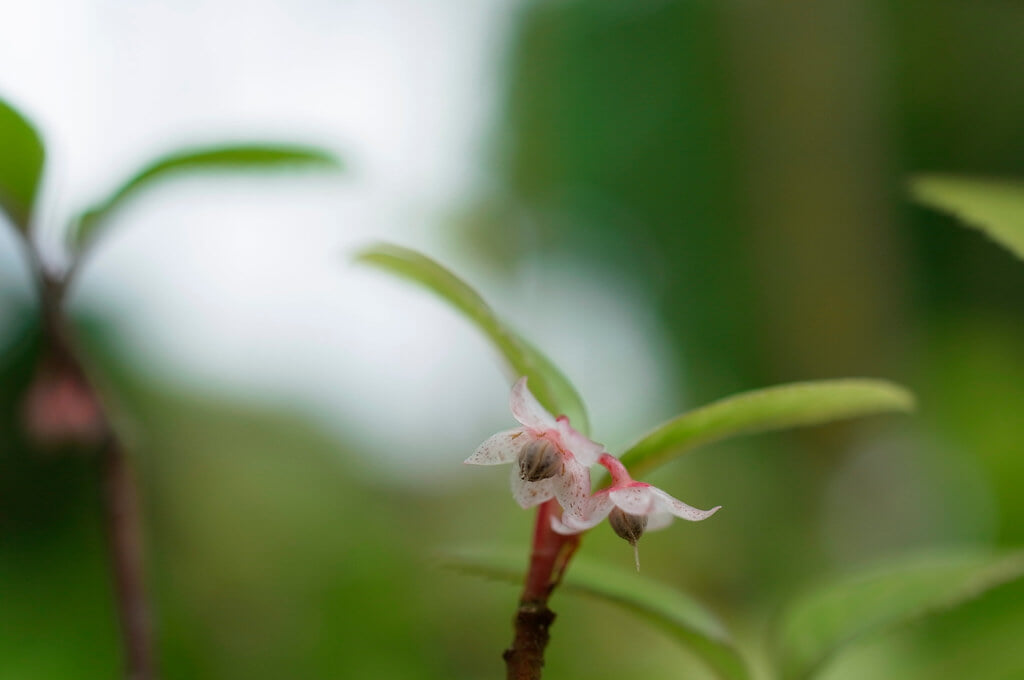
(504, 500, 580, 680)
(101, 433, 156, 680)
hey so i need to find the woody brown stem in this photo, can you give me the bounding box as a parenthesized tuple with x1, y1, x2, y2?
(504, 604, 556, 680)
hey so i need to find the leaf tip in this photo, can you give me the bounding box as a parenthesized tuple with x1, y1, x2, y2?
(351, 240, 401, 264)
(879, 381, 916, 413)
(826, 378, 916, 415)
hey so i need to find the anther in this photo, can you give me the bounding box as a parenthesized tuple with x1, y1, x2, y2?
(609, 507, 648, 571)
(609, 507, 648, 545)
(518, 439, 562, 482)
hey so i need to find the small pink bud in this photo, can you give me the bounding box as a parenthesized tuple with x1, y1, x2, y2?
(22, 359, 105, 449)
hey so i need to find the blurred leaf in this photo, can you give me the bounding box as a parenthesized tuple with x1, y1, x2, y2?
(619, 379, 914, 478)
(885, 574, 1024, 680)
(775, 549, 1024, 680)
(911, 174, 1024, 261)
(355, 243, 590, 433)
(73, 143, 342, 250)
(0, 96, 45, 234)
(442, 546, 750, 680)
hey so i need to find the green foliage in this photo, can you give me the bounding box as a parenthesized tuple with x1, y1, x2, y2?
(619, 380, 915, 478)
(911, 174, 1024, 261)
(355, 242, 590, 433)
(73, 143, 342, 250)
(443, 547, 750, 680)
(885, 576, 1024, 680)
(0, 96, 45, 234)
(774, 549, 1024, 680)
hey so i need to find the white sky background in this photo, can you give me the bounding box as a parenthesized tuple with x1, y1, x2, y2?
(0, 0, 683, 481)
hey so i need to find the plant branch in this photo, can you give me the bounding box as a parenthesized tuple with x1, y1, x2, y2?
(503, 500, 580, 680)
(101, 432, 157, 680)
(29, 266, 157, 680)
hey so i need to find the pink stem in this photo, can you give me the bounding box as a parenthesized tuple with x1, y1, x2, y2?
(521, 501, 564, 602)
(598, 453, 633, 486)
(503, 500, 581, 680)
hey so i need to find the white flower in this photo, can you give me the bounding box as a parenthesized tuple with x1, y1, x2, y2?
(466, 377, 603, 517)
(554, 482, 721, 534)
(551, 453, 720, 569)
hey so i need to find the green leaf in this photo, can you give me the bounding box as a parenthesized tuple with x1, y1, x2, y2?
(619, 380, 914, 478)
(0, 96, 45, 234)
(355, 243, 590, 433)
(911, 174, 1024, 261)
(73, 143, 342, 250)
(774, 549, 1024, 680)
(442, 547, 750, 680)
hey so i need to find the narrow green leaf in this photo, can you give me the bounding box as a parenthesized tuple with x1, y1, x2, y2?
(355, 243, 590, 433)
(775, 549, 1024, 680)
(619, 380, 914, 478)
(911, 174, 1024, 261)
(442, 547, 750, 680)
(0, 96, 45, 234)
(73, 143, 342, 250)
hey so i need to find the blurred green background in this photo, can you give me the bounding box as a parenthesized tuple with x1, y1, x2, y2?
(3, 1, 1024, 678)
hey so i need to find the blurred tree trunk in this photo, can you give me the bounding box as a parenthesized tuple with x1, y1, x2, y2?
(722, 0, 909, 391)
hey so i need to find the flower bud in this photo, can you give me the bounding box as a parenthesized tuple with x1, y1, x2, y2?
(518, 439, 562, 482)
(22, 358, 105, 449)
(609, 507, 648, 546)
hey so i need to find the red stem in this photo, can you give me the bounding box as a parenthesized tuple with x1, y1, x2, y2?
(521, 501, 561, 602)
(503, 500, 581, 680)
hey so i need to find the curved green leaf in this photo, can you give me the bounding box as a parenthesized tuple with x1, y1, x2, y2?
(442, 547, 750, 680)
(0, 96, 45, 234)
(911, 174, 1024, 261)
(355, 243, 590, 433)
(73, 143, 342, 250)
(774, 549, 1024, 680)
(619, 380, 914, 478)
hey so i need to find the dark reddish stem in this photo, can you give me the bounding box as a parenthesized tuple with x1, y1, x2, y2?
(31, 264, 157, 680)
(101, 434, 157, 680)
(503, 500, 580, 680)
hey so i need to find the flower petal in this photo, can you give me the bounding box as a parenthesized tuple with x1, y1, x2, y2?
(465, 428, 529, 465)
(557, 418, 604, 466)
(552, 460, 597, 521)
(649, 486, 721, 522)
(609, 484, 657, 516)
(550, 513, 584, 535)
(644, 511, 676, 532)
(556, 488, 614, 533)
(510, 377, 557, 431)
(510, 466, 557, 508)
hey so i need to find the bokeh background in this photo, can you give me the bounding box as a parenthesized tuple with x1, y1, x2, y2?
(3, 1, 1024, 678)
